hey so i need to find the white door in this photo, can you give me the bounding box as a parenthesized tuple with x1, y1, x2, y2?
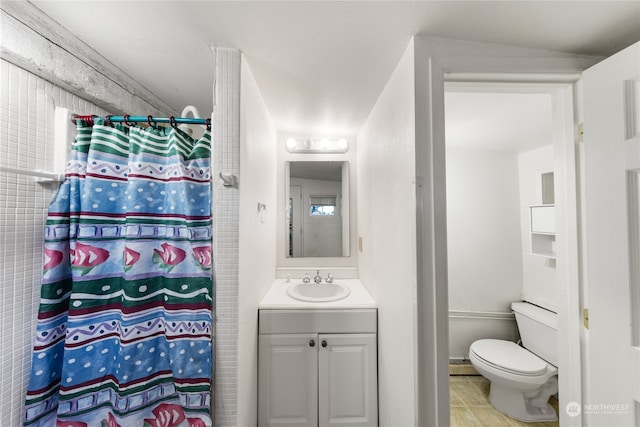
(290, 185, 303, 257)
(583, 41, 640, 426)
(258, 334, 318, 427)
(318, 334, 378, 427)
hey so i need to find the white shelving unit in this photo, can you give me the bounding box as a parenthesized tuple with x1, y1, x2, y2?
(530, 205, 556, 259)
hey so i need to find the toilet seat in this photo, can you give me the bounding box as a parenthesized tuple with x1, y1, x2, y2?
(470, 339, 548, 377)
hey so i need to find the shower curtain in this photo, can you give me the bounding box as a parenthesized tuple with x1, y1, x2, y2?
(24, 119, 214, 427)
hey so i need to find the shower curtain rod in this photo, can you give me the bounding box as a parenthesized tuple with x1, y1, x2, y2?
(73, 114, 211, 129)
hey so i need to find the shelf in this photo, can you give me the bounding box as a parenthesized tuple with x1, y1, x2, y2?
(530, 205, 555, 234)
(530, 205, 556, 259)
(530, 250, 556, 259)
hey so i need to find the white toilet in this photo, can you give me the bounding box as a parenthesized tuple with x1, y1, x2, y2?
(469, 302, 559, 422)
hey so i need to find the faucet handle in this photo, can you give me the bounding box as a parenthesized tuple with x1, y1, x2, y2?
(325, 273, 333, 284)
(303, 273, 311, 283)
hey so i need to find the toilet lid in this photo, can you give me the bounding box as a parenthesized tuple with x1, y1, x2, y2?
(470, 339, 548, 376)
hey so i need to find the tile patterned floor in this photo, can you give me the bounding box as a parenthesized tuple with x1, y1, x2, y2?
(450, 375, 560, 427)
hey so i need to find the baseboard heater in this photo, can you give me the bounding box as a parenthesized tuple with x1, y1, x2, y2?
(449, 309, 516, 362)
(448, 309, 514, 320)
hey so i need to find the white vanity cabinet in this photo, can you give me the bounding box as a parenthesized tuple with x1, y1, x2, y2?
(258, 309, 378, 427)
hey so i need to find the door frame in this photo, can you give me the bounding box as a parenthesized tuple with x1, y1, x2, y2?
(442, 81, 582, 423)
(413, 36, 598, 427)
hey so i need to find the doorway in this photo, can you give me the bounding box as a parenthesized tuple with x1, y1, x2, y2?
(442, 81, 579, 426)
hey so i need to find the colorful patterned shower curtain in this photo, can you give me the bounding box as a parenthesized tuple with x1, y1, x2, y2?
(24, 119, 214, 427)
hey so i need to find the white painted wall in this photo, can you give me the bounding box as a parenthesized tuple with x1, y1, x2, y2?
(237, 57, 278, 426)
(446, 147, 524, 311)
(446, 147, 522, 358)
(356, 39, 416, 426)
(518, 145, 557, 311)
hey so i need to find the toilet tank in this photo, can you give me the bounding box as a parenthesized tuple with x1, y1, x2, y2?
(511, 302, 558, 367)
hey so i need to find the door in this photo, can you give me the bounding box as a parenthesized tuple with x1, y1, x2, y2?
(583, 41, 640, 426)
(318, 334, 378, 427)
(258, 334, 318, 427)
(289, 185, 303, 257)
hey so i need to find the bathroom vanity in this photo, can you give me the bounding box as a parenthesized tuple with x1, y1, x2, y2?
(258, 279, 378, 427)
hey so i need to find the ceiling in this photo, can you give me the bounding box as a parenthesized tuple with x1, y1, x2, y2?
(290, 161, 343, 182)
(32, 1, 640, 147)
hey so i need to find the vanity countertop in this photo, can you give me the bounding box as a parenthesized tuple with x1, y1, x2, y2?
(259, 278, 377, 309)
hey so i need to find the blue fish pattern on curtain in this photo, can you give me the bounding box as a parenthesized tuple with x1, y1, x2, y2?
(24, 120, 213, 427)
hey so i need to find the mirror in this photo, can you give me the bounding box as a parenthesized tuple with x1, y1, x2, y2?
(286, 161, 349, 257)
(541, 171, 555, 205)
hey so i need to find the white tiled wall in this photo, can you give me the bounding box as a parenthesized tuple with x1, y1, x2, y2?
(212, 48, 241, 427)
(0, 60, 106, 425)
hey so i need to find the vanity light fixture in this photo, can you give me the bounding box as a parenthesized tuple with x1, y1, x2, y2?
(285, 137, 349, 153)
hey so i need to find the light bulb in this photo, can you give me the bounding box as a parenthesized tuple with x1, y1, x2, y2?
(286, 138, 297, 150)
(321, 138, 330, 149)
(337, 138, 347, 149)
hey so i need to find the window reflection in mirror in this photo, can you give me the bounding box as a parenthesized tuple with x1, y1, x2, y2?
(541, 171, 555, 205)
(286, 161, 349, 257)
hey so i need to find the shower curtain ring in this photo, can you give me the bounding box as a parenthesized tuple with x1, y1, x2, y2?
(169, 116, 177, 128)
(206, 118, 211, 132)
(147, 115, 156, 128)
(105, 115, 114, 127)
(74, 115, 95, 125)
(123, 114, 134, 127)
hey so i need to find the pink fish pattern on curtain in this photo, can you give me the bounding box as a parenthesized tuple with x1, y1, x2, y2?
(24, 119, 213, 427)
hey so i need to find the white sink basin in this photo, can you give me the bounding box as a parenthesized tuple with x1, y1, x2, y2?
(286, 282, 351, 302)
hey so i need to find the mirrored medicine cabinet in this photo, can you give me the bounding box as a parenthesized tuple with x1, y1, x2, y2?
(285, 161, 350, 258)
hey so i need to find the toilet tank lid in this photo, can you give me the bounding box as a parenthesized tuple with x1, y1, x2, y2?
(511, 302, 557, 330)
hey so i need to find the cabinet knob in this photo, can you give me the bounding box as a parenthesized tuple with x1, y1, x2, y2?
(309, 339, 315, 347)
(321, 340, 327, 348)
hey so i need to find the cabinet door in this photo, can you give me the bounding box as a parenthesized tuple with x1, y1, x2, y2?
(318, 334, 378, 427)
(258, 334, 318, 427)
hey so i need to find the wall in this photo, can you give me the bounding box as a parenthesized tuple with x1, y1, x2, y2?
(0, 60, 108, 426)
(210, 48, 241, 426)
(236, 56, 277, 426)
(446, 147, 522, 358)
(356, 39, 416, 426)
(446, 147, 524, 311)
(518, 145, 557, 311)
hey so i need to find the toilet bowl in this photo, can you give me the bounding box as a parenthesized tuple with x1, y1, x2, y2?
(469, 302, 559, 422)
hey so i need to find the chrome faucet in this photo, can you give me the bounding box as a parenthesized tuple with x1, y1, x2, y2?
(325, 273, 333, 284)
(302, 273, 311, 283)
(313, 270, 323, 284)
